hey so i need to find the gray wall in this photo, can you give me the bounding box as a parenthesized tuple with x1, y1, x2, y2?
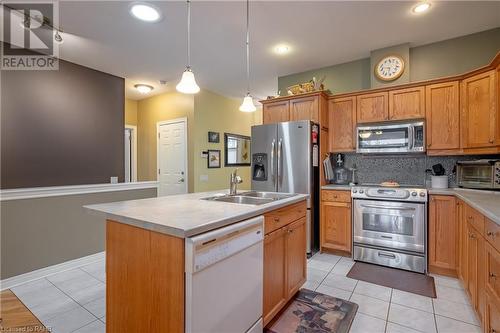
(1, 188, 156, 279)
(278, 27, 500, 95)
(1, 52, 126, 189)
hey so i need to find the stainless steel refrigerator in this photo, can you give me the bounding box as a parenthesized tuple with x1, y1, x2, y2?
(251, 120, 320, 255)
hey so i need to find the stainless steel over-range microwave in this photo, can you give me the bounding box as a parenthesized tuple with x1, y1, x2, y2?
(356, 121, 425, 154)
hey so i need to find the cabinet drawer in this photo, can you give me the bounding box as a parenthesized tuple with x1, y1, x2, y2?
(265, 201, 307, 235)
(322, 190, 351, 203)
(486, 242, 500, 305)
(465, 204, 485, 235)
(486, 218, 500, 253)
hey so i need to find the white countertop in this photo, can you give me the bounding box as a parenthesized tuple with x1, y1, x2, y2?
(321, 184, 352, 191)
(85, 190, 308, 238)
(428, 188, 500, 225)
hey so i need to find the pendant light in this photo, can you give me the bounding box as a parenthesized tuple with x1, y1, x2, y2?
(176, 0, 200, 94)
(239, 0, 256, 112)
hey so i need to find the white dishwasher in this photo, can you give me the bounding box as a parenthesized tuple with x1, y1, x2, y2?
(185, 216, 264, 333)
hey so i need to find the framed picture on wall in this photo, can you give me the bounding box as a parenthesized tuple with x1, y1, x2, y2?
(208, 131, 220, 143)
(207, 150, 221, 168)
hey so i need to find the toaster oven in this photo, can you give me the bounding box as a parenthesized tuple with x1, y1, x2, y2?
(456, 160, 500, 190)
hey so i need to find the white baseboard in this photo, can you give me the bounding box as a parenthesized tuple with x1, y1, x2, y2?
(0, 251, 105, 291)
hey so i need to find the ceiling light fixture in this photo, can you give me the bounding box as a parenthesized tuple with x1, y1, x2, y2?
(176, 0, 200, 94)
(412, 2, 431, 13)
(130, 3, 162, 22)
(134, 84, 154, 94)
(275, 44, 290, 55)
(239, 0, 256, 113)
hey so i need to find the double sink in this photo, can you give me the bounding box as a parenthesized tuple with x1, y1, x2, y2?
(202, 191, 296, 205)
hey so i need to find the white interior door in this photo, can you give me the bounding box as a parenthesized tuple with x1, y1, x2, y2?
(157, 119, 188, 196)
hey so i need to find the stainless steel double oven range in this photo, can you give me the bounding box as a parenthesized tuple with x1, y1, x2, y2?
(351, 186, 428, 273)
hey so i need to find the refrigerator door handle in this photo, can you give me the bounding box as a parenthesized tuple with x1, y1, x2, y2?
(271, 139, 275, 182)
(277, 138, 283, 187)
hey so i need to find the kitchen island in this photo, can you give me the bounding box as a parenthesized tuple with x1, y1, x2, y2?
(85, 190, 308, 333)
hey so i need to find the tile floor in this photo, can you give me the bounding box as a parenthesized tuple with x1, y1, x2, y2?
(9, 253, 481, 333)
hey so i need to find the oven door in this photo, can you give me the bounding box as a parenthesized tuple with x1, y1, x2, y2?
(353, 199, 425, 253)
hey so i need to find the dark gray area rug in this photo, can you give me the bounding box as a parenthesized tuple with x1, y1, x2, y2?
(347, 261, 436, 298)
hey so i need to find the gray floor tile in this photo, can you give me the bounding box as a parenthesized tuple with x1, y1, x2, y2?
(435, 315, 481, 333)
(385, 322, 422, 333)
(322, 274, 358, 292)
(42, 306, 96, 333)
(73, 319, 105, 333)
(353, 281, 392, 302)
(80, 261, 106, 283)
(433, 298, 479, 326)
(435, 284, 470, 305)
(29, 294, 80, 322)
(349, 293, 390, 320)
(316, 284, 352, 300)
(307, 267, 329, 283)
(391, 289, 433, 313)
(388, 303, 436, 333)
(83, 297, 105, 318)
(348, 313, 386, 333)
(12, 279, 67, 309)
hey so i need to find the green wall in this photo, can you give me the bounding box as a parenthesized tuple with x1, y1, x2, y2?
(278, 27, 500, 95)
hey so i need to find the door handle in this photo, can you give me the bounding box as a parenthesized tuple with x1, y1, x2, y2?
(360, 204, 416, 211)
(277, 139, 283, 186)
(271, 139, 275, 182)
(378, 252, 396, 259)
(179, 178, 185, 183)
(408, 125, 415, 150)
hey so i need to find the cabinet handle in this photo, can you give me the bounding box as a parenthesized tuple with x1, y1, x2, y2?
(489, 139, 494, 144)
(469, 233, 475, 239)
(486, 231, 494, 237)
(490, 272, 497, 280)
(273, 217, 280, 223)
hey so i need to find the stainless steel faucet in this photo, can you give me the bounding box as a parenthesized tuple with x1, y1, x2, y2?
(229, 169, 243, 195)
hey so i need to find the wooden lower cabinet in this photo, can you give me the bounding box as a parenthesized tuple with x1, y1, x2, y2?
(457, 200, 468, 283)
(485, 293, 500, 333)
(320, 190, 352, 254)
(286, 218, 307, 298)
(466, 222, 484, 317)
(263, 202, 307, 326)
(263, 227, 287, 325)
(428, 195, 458, 276)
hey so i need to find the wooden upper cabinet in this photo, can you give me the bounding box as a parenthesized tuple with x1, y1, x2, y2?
(461, 70, 499, 149)
(290, 96, 319, 123)
(388, 86, 425, 120)
(329, 97, 356, 152)
(263, 227, 287, 325)
(285, 218, 307, 298)
(356, 92, 388, 123)
(425, 81, 460, 152)
(263, 100, 290, 124)
(428, 195, 458, 277)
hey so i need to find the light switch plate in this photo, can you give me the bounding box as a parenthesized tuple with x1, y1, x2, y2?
(200, 175, 209, 182)
(110, 176, 118, 184)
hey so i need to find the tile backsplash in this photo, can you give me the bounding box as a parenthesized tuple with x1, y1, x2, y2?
(330, 153, 498, 187)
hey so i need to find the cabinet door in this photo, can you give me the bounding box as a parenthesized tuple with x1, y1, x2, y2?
(320, 201, 352, 254)
(485, 293, 500, 333)
(486, 242, 500, 305)
(290, 96, 319, 122)
(356, 92, 388, 123)
(263, 100, 290, 124)
(457, 200, 468, 284)
(286, 217, 307, 299)
(425, 81, 460, 151)
(428, 195, 458, 277)
(466, 223, 480, 309)
(263, 227, 287, 325)
(329, 97, 356, 152)
(388, 86, 425, 120)
(461, 70, 498, 148)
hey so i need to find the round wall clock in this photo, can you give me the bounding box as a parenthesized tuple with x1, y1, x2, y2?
(375, 55, 405, 81)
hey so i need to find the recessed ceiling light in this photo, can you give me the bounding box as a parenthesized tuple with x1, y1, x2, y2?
(412, 2, 431, 13)
(275, 44, 290, 55)
(130, 3, 162, 22)
(134, 84, 154, 94)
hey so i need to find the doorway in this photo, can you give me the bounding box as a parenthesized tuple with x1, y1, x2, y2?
(157, 118, 188, 196)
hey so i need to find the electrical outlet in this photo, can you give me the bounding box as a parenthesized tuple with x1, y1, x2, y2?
(200, 175, 209, 182)
(110, 176, 118, 184)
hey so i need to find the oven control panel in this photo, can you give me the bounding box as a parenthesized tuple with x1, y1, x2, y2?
(351, 186, 427, 203)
